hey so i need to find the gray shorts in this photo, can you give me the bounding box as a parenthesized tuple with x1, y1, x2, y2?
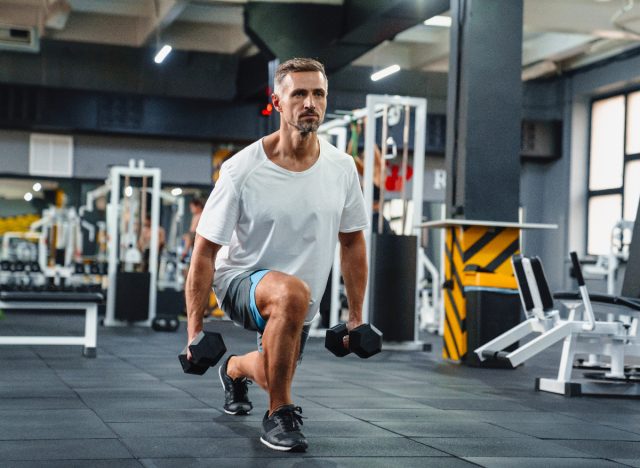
(222, 269, 310, 359)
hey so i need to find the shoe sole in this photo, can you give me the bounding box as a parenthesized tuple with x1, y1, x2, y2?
(218, 363, 251, 415)
(223, 408, 250, 415)
(260, 437, 307, 452)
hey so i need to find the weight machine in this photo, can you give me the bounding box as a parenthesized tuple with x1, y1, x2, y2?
(28, 206, 96, 290)
(316, 97, 432, 350)
(475, 252, 640, 397)
(362, 95, 428, 351)
(82, 159, 162, 327)
(579, 219, 634, 369)
(157, 190, 185, 292)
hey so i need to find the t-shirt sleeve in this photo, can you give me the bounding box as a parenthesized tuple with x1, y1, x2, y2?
(196, 164, 240, 245)
(339, 160, 369, 233)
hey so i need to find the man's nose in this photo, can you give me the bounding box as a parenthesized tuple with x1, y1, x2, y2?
(304, 95, 315, 109)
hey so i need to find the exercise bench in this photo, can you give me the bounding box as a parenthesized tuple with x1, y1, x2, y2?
(475, 252, 640, 397)
(0, 291, 103, 357)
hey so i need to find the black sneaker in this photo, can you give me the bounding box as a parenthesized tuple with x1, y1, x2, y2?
(218, 355, 253, 415)
(260, 405, 308, 452)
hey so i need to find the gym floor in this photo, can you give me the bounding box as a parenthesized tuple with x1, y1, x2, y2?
(0, 311, 639, 467)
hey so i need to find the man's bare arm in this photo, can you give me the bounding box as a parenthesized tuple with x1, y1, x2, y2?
(338, 230, 368, 330)
(186, 234, 222, 344)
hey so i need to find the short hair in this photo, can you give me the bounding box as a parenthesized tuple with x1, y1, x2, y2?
(189, 197, 204, 209)
(273, 58, 328, 95)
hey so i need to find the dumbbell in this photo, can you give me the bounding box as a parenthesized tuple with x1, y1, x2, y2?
(178, 330, 227, 375)
(325, 323, 383, 358)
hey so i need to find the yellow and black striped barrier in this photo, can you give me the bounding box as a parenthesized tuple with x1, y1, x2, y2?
(442, 225, 519, 362)
(420, 218, 557, 364)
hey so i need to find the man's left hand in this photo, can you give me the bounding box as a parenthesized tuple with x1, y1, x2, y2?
(342, 319, 363, 350)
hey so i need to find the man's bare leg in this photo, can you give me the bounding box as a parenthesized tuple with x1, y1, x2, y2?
(225, 272, 307, 416)
(227, 352, 267, 390)
(242, 272, 308, 414)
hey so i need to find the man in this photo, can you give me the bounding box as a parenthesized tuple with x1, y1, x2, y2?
(138, 216, 166, 272)
(181, 197, 204, 263)
(347, 124, 393, 235)
(185, 58, 368, 453)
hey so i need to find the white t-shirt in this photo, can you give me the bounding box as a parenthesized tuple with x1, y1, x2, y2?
(196, 137, 368, 323)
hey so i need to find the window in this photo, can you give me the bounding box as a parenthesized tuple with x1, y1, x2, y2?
(588, 92, 640, 255)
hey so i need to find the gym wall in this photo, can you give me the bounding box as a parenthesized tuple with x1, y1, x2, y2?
(0, 130, 213, 186)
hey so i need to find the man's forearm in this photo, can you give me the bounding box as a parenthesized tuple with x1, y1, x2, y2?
(185, 254, 214, 341)
(340, 233, 368, 324)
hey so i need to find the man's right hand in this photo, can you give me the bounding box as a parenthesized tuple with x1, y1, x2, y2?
(184, 235, 221, 364)
(186, 333, 198, 361)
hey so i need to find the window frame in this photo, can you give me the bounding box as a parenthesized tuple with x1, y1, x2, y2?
(587, 87, 640, 255)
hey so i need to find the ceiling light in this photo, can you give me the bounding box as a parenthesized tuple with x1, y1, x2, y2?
(424, 15, 452, 27)
(171, 187, 183, 196)
(24, 192, 33, 202)
(154, 44, 172, 64)
(32, 182, 42, 192)
(371, 64, 401, 82)
(45, 0, 71, 30)
(124, 186, 133, 197)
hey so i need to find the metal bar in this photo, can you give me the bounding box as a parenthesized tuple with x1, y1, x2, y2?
(505, 322, 573, 367)
(362, 96, 377, 324)
(378, 104, 389, 235)
(147, 168, 162, 326)
(400, 105, 410, 234)
(411, 98, 427, 343)
(474, 318, 538, 361)
(0, 337, 87, 345)
(84, 303, 98, 349)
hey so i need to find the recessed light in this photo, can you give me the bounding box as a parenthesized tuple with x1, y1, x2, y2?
(371, 65, 401, 82)
(154, 44, 172, 64)
(424, 15, 452, 27)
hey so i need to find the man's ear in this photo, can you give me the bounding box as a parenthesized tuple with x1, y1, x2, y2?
(272, 93, 282, 112)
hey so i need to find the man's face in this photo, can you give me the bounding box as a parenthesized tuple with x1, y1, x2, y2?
(273, 71, 327, 135)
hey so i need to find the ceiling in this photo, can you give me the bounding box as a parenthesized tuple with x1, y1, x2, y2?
(1, 0, 640, 81)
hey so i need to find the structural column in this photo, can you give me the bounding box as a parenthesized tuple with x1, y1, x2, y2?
(441, 0, 524, 363)
(445, 0, 523, 221)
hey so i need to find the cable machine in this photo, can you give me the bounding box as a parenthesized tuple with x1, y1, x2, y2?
(82, 159, 162, 327)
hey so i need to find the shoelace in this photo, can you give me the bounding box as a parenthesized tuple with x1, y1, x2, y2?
(231, 378, 252, 402)
(274, 406, 305, 432)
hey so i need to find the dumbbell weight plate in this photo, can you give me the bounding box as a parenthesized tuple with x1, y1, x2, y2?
(178, 351, 208, 375)
(178, 330, 227, 375)
(325, 323, 350, 357)
(190, 331, 226, 367)
(349, 323, 383, 359)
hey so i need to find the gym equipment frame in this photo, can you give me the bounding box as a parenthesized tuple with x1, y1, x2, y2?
(361, 95, 427, 350)
(316, 97, 427, 348)
(0, 291, 102, 357)
(475, 252, 640, 397)
(83, 160, 162, 327)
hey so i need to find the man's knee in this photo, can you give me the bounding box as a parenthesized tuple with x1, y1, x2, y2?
(258, 273, 310, 321)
